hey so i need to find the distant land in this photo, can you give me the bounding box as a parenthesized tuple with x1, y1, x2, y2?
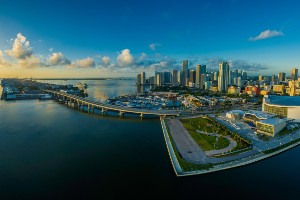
(28, 77, 135, 80)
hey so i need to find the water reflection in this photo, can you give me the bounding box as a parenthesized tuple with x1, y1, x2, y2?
(37, 79, 138, 102)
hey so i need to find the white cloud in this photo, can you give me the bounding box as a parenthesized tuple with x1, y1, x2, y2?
(249, 29, 283, 41)
(149, 43, 161, 51)
(73, 57, 95, 68)
(0, 50, 12, 67)
(117, 49, 134, 67)
(138, 52, 147, 61)
(19, 55, 45, 69)
(5, 33, 33, 59)
(49, 48, 54, 52)
(101, 56, 111, 66)
(50, 52, 71, 65)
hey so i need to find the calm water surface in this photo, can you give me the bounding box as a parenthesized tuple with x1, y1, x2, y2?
(0, 79, 299, 199)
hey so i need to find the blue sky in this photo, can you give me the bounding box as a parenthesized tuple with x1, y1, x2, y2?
(0, 0, 300, 78)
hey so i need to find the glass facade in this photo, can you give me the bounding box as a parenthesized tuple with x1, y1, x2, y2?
(264, 104, 288, 117)
(256, 123, 274, 134)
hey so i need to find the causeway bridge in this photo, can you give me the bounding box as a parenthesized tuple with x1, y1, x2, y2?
(43, 90, 180, 118)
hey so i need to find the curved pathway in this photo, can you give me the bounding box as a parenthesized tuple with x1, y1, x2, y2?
(196, 130, 237, 156)
(165, 118, 258, 164)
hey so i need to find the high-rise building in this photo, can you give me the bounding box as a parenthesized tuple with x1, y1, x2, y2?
(291, 68, 298, 81)
(195, 64, 206, 89)
(156, 73, 162, 86)
(189, 70, 196, 84)
(290, 81, 296, 96)
(218, 62, 230, 92)
(233, 77, 237, 85)
(179, 71, 185, 86)
(136, 74, 141, 85)
(163, 71, 171, 85)
(149, 76, 155, 85)
(271, 75, 276, 82)
(242, 71, 247, 80)
(258, 75, 263, 81)
(141, 72, 146, 85)
(205, 81, 211, 90)
(200, 74, 206, 89)
(213, 71, 219, 81)
(182, 60, 189, 81)
(278, 72, 286, 82)
(171, 70, 178, 86)
(237, 77, 242, 87)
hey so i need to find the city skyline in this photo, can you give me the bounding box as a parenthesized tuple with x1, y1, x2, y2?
(1, 0, 300, 78)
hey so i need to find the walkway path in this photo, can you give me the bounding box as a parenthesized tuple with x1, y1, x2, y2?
(167, 118, 207, 163)
(165, 118, 258, 164)
(196, 130, 237, 156)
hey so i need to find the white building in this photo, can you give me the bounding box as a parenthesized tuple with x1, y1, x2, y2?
(263, 95, 300, 122)
(256, 118, 286, 137)
(226, 110, 244, 120)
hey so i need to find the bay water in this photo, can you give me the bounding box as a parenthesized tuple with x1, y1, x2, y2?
(0, 79, 299, 199)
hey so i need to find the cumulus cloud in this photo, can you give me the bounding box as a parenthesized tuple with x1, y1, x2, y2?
(117, 49, 134, 67)
(149, 43, 161, 51)
(249, 29, 283, 41)
(101, 56, 111, 66)
(50, 52, 71, 65)
(135, 56, 179, 72)
(0, 50, 12, 67)
(19, 57, 39, 68)
(5, 33, 33, 59)
(72, 57, 95, 68)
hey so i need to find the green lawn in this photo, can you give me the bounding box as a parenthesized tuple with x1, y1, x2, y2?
(180, 117, 250, 152)
(180, 118, 230, 151)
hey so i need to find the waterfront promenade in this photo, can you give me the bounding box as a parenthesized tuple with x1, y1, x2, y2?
(161, 117, 300, 176)
(44, 90, 180, 118)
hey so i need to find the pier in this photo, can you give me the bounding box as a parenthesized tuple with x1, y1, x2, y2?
(43, 90, 180, 118)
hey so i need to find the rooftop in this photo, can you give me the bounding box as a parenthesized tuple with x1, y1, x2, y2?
(245, 110, 276, 120)
(258, 118, 286, 125)
(265, 95, 300, 106)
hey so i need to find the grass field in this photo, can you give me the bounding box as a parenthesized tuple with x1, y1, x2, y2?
(180, 118, 230, 151)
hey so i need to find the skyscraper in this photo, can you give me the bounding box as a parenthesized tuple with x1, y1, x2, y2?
(163, 71, 171, 84)
(278, 72, 286, 82)
(237, 77, 242, 87)
(258, 75, 263, 81)
(156, 73, 162, 86)
(200, 74, 206, 89)
(189, 70, 196, 84)
(271, 75, 275, 82)
(213, 71, 219, 81)
(179, 71, 185, 86)
(136, 74, 141, 85)
(171, 70, 178, 86)
(141, 72, 146, 85)
(291, 68, 298, 81)
(195, 64, 206, 89)
(182, 60, 188, 82)
(218, 62, 230, 92)
(242, 71, 247, 80)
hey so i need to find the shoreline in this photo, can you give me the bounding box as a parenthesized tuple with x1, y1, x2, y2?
(160, 117, 300, 177)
